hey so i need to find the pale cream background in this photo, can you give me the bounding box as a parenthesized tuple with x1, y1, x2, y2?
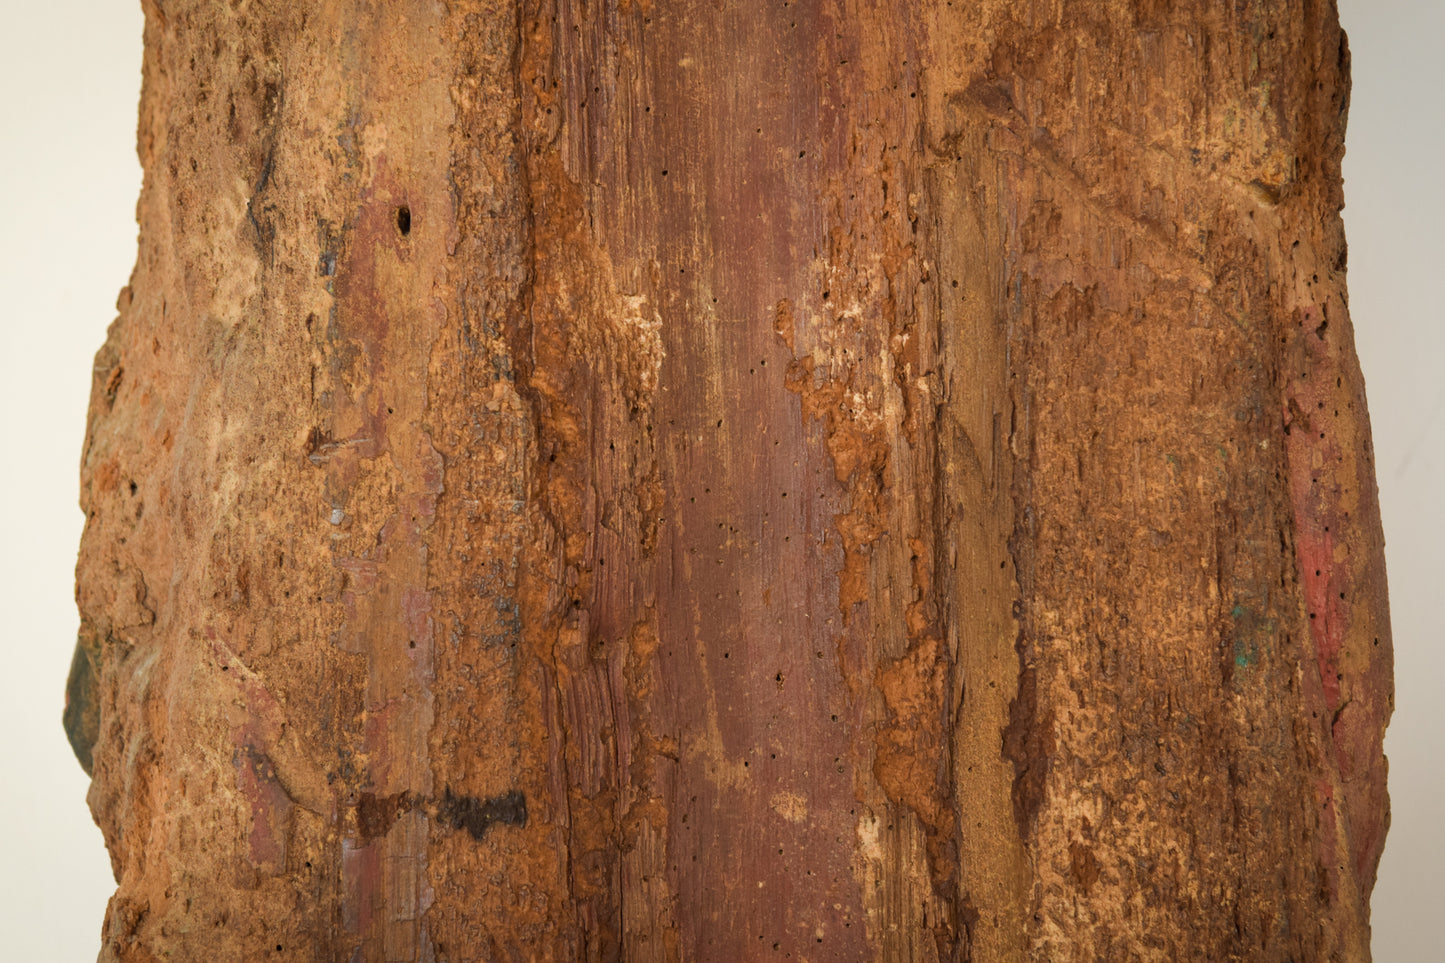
(0, 0, 1435, 958)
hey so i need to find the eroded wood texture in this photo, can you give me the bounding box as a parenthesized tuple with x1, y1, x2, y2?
(72, 0, 1390, 960)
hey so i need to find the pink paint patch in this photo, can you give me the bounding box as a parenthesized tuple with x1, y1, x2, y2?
(335, 556, 381, 592)
(1282, 304, 1350, 713)
(363, 701, 400, 788)
(234, 748, 293, 871)
(342, 837, 381, 936)
(401, 586, 436, 682)
(402, 587, 431, 646)
(1296, 529, 1344, 707)
(415, 435, 444, 495)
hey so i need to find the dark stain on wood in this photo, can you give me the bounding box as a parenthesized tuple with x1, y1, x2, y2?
(436, 788, 528, 842)
(356, 789, 527, 843)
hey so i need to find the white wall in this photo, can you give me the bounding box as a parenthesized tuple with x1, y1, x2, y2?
(1338, 1, 1445, 959)
(0, 1, 1434, 958)
(0, 2, 144, 958)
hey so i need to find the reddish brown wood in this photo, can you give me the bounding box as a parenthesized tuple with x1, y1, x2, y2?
(70, 1, 1391, 960)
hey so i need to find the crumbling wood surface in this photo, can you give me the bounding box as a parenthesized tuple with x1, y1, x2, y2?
(69, 0, 1391, 960)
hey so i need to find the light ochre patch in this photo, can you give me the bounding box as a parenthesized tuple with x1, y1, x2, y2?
(770, 791, 808, 824)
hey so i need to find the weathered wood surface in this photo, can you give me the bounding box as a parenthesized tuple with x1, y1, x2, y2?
(70, 0, 1391, 959)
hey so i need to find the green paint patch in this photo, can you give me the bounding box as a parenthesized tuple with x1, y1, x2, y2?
(64, 629, 104, 776)
(1229, 606, 1276, 671)
(1234, 639, 1258, 668)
